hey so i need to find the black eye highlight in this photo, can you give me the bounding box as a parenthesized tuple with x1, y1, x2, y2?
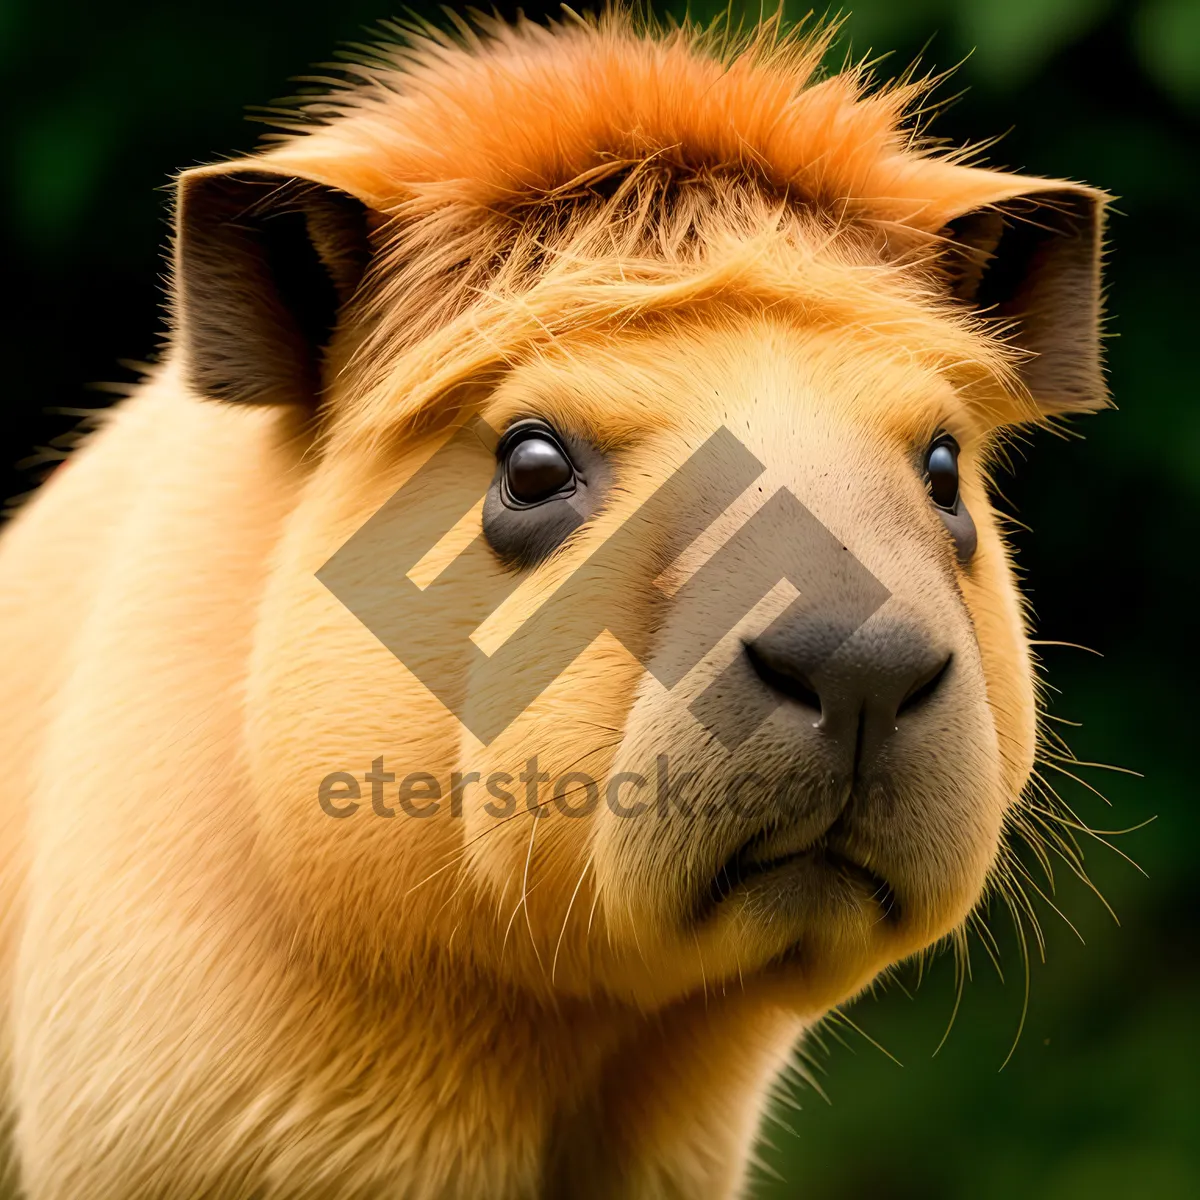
(923, 433, 977, 565)
(925, 436, 960, 511)
(498, 422, 577, 509)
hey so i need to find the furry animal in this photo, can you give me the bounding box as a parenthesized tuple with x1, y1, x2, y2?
(0, 9, 1108, 1198)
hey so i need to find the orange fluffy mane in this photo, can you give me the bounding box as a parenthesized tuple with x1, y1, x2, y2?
(206, 8, 1101, 442)
(267, 8, 1008, 231)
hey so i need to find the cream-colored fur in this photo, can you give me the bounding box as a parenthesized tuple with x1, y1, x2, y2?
(0, 11, 1107, 1198)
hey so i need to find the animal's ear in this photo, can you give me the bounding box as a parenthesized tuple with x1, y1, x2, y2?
(938, 181, 1108, 415)
(174, 164, 374, 406)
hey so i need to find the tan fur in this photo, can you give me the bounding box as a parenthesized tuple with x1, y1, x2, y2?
(0, 10, 1108, 1198)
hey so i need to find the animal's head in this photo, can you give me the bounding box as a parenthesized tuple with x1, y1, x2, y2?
(173, 14, 1107, 1017)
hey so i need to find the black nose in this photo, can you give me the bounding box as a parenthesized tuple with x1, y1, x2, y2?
(745, 614, 951, 769)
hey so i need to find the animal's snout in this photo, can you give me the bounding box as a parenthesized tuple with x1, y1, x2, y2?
(745, 612, 952, 776)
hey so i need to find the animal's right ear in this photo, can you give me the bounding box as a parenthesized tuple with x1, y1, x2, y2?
(174, 164, 374, 406)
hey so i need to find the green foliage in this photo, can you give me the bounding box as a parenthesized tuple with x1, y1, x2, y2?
(1136, 0, 1200, 104)
(1, 1, 1195, 1195)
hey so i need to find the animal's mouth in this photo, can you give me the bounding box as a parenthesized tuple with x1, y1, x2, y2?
(705, 828, 898, 924)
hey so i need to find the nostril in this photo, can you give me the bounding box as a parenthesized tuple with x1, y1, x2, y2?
(896, 653, 953, 717)
(744, 639, 822, 712)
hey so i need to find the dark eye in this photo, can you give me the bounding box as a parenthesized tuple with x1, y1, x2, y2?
(923, 434, 976, 564)
(502, 430, 575, 507)
(926, 437, 960, 511)
(484, 421, 607, 570)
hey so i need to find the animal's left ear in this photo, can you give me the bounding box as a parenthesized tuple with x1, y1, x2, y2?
(173, 162, 374, 407)
(937, 178, 1109, 415)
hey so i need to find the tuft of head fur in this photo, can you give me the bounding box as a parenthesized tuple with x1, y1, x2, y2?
(187, 6, 1107, 444)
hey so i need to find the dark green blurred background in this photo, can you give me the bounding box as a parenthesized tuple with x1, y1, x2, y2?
(1, 1, 1196, 1196)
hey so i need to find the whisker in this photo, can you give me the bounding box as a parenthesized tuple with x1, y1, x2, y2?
(401, 736, 623, 900)
(1027, 639, 1102, 656)
(1037, 757, 1115, 807)
(1040, 751, 1143, 779)
(826, 1009, 903, 1068)
(997, 888, 1031, 1072)
(517, 801, 547, 978)
(551, 856, 593, 984)
(932, 926, 968, 1057)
